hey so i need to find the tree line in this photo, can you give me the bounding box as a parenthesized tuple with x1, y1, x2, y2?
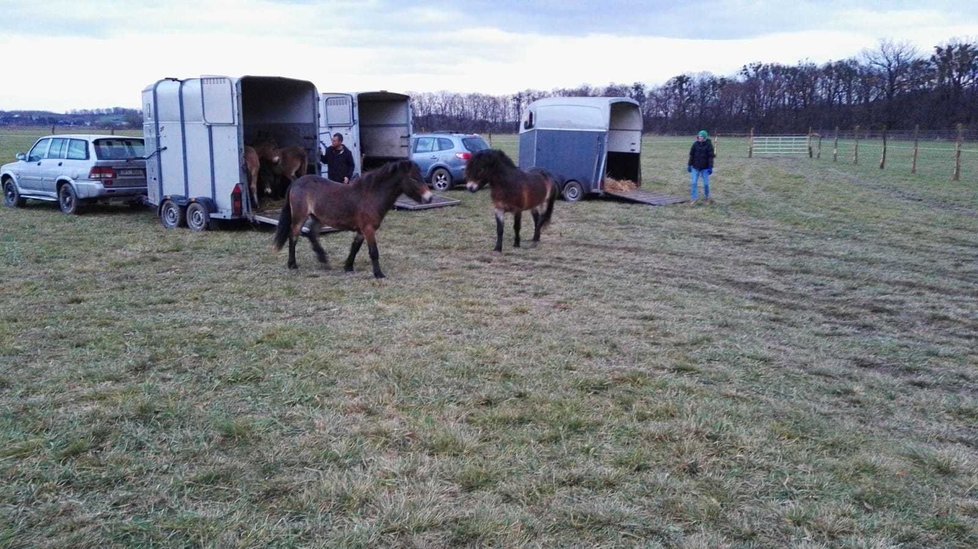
(410, 38, 978, 136)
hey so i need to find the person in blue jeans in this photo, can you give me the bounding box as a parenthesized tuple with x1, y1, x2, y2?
(687, 130, 715, 204)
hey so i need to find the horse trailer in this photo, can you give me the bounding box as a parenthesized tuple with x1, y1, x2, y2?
(519, 97, 643, 201)
(142, 75, 320, 230)
(319, 91, 412, 179)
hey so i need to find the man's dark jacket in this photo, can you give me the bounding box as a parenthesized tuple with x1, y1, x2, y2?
(321, 145, 355, 182)
(688, 140, 715, 170)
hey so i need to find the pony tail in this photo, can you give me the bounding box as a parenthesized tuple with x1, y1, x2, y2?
(272, 198, 292, 250)
(539, 174, 558, 229)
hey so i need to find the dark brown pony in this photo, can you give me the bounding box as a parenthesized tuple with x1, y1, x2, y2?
(465, 149, 558, 253)
(272, 160, 432, 278)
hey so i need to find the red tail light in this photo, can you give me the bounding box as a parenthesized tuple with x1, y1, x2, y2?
(455, 152, 472, 161)
(89, 166, 115, 186)
(231, 184, 243, 217)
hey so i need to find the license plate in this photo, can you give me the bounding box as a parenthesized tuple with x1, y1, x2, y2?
(118, 169, 143, 177)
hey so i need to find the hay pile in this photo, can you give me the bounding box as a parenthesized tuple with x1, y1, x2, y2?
(603, 178, 638, 192)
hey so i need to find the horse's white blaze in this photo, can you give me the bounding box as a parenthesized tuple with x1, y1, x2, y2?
(422, 189, 433, 201)
(466, 181, 479, 191)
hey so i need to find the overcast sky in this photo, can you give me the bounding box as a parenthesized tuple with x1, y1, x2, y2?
(2, 0, 978, 112)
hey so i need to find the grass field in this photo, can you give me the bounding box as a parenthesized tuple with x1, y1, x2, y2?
(1, 128, 977, 548)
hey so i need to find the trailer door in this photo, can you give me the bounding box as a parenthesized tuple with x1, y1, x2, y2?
(320, 93, 358, 177)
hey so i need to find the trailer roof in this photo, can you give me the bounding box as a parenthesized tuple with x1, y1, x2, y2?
(528, 96, 640, 109)
(525, 96, 642, 132)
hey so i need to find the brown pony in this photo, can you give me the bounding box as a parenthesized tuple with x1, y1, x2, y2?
(243, 145, 261, 208)
(272, 160, 432, 278)
(250, 141, 308, 198)
(465, 149, 558, 253)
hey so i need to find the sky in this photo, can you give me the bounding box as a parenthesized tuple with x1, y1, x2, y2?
(2, 0, 978, 113)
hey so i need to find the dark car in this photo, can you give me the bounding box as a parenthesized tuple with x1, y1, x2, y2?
(410, 133, 490, 190)
(2, 134, 147, 214)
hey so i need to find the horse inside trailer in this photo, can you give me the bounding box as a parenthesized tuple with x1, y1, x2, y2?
(142, 75, 320, 229)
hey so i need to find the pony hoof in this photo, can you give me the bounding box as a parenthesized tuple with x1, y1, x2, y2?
(288, 263, 298, 270)
(374, 273, 386, 279)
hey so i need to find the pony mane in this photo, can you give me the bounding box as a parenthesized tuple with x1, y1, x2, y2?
(474, 149, 516, 170)
(357, 159, 411, 186)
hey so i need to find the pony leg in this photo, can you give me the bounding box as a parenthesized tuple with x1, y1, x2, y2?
(344, 233, 365, 272)
(494, 208, 505, 253)
(512, 211, 522, 248)
(305, 221, 330, 270)
(363, 226, 385, 279)
(287, 234, 298, 269)
(531, 209, 542, 242)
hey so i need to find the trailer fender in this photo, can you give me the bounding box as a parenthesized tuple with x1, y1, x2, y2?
(158, 195, 189, 212)
(189, 197, 217, 213)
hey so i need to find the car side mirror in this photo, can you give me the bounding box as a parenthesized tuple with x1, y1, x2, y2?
(15, 152, 25, 161)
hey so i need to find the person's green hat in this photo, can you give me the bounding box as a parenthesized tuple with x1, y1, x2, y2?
(698, 130, 709, 139)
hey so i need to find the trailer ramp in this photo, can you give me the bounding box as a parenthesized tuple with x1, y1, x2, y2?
(252, 210, 338, 234)
(603, 189, 687, 206)
(394, 194, 461, 210)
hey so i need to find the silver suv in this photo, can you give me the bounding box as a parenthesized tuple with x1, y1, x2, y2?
(2, 134, 147, 214)
(410, 133, 490, 191)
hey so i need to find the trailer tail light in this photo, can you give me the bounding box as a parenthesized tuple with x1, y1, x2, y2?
(89, 166, 115, 186)
(455, 152, 472, 161)
(231, 184, 243, 217)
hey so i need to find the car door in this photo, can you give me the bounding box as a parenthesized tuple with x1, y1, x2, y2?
(18, 138, 52, 192)
(412, 137, 437, 176)
(37, 138, 69, 196)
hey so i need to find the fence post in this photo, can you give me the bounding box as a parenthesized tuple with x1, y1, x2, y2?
(853, 125, 860, 165)
(817, 133, 823, 159)
(833, 126, 839, 162)
(714, 130, 719, 156)
(879, 126, 887, 170)
(748, 127, 754, 158)
(953, 123, 963, 182)
(807, 127, 813, 158)
(911, 124, 919, 175)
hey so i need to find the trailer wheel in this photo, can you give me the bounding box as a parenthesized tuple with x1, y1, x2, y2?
(3, 179, 25, 208)
(160, 199, 185, 229)
(431, 168, 453, 191)
(186, 202, 213, 232)
(561, 180, 583, 202)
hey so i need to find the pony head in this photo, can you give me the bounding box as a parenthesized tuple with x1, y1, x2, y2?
(465, 149, 515, 192)
(393, 160, 433, 204)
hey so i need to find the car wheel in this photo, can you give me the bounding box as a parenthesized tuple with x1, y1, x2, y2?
(3, 179, 25, 208)
(562, 180, 584, 202)
(159, 199, 185, 229)
(58, 184, 80, 214)
(186, 202, 213, 232)
(430, 168, 453, 191)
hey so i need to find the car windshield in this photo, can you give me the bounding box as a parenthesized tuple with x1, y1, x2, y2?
(94, 138, 145, 160)
(462, 137, 490, 152)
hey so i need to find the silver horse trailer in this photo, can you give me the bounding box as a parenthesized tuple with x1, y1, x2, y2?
(319, 91, 412, 179)
(518, 97, 642, 202)
(142, 75, 320, 230)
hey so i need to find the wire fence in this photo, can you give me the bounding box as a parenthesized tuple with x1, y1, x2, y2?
(739, 126, 977, 182)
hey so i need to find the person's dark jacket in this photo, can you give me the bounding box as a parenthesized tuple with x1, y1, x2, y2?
(688, 139, 715, 171)
(321, 145, 356, 182)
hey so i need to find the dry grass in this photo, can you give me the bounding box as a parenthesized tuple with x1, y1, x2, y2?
(1, 129, 977, 548)
(603, 177, 638, 192)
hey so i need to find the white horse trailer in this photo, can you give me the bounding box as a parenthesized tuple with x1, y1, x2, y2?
(319, 91, 412, 179)
(142, 75, 320, 230)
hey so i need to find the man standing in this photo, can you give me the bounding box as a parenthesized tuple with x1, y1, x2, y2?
(687, 130, 715, 204)
(321, 133, 356, 183)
